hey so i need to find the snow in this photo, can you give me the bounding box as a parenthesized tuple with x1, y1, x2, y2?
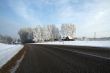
(35, 41, 110, 48)
(0, 43, 23, 68)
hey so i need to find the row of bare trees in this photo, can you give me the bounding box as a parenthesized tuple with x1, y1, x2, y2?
(18, 24, 75, 43)
(0, 34, 13, 44)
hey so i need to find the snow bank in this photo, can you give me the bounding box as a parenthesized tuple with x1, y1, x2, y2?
(0, 43, 23, 68)
(35, 41, 110, 48)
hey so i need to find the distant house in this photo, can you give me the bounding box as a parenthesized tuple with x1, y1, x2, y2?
(62, 36, 75, 41)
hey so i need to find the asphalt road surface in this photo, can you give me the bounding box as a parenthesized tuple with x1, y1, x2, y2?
(16, 44, 110, 73)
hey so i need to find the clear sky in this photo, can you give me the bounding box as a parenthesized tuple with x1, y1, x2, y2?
(0, 0, 110, 38)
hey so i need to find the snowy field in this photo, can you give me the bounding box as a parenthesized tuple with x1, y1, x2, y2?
(0, 43, 23, 68)
(35, 41, 110, 48)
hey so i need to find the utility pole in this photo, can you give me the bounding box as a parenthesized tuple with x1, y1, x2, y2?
(94, 32, 96, 40)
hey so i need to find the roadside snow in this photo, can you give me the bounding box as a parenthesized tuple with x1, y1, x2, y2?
(9, 51, 25, 73)
(0, 43, 23, 68)
(35, 41, 110, 48)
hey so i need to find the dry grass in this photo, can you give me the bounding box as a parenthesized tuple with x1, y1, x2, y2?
(0, 46, 26, 73)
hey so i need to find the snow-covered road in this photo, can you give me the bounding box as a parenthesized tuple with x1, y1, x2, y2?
(0, 43, 23, 68)
(35, 41, 110, 48)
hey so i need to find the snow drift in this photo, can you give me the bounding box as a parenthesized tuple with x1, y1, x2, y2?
(0, 43, 23, 68)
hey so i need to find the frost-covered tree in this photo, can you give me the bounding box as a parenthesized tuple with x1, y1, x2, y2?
(61, 24, 75, 38)
(33, 25, 60, 42)
(42, 26, 50, 41)
(47, 24, 60, 41)
(18, 24, 75, 43)
(33, 25, 45, 42)
(18, 28, 33, 43)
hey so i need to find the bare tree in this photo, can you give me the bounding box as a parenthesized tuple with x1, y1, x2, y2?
(0, 34, 13, 44)
(18, 28, 33, 43)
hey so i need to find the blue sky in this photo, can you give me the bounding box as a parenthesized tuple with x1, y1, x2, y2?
(0, 0, 110, 38)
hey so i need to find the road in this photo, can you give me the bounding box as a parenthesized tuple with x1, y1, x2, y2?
(16, 44, 110, 73)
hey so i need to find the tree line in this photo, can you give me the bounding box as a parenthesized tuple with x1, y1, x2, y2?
(18, 24, 75, 43)
(0, 34, 13, 44)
